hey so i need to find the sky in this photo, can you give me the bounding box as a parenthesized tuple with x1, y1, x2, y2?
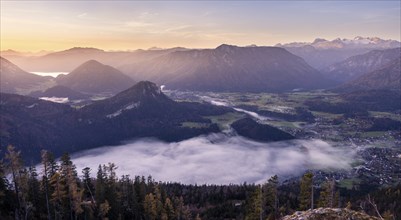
(1, 1, 400, 52)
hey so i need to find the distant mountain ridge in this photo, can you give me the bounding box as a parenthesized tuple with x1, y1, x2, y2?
(337, 57, 401, 92)
(1, 47, 190, 72)
(324, 48, 401, 83)
(56, 60, 135, 94)
(121, 44, 333, 92)
(278, 36, 401, 50)
(0, 57, 54, 94)
(279, 37, 401, 69)
(28, 85, 89, 100)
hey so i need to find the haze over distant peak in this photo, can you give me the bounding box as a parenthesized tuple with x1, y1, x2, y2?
(0, 49, 53, 57)
(51, 47, 105, 55)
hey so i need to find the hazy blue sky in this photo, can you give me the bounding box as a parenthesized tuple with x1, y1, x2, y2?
(1, 1, 400, 51)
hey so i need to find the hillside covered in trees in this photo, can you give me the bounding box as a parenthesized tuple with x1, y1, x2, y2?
(0, 146, 398, 220)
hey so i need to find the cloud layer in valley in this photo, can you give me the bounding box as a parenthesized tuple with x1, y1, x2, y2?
(71, 134, 354, 184)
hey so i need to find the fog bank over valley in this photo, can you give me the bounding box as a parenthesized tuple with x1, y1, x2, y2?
(71, 134, 354, 184)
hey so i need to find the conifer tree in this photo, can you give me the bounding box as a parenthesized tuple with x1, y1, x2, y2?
(41, 150, 53, 220)
(144, 193, 157, 220)
(299, 172, 313, 210)
(164, 197, 175, 220)
(0, 158, 6, 210)
(5, 145, 29, 219)
(96, 165, 106, 206)
(318, 178, 337, 208)
(50, 172, 68, 219)
(81, 167, 95, 220)
(82, 167, 95, 203)
(245, 186, 262, 220)
(27, 166, 43, 219)
(103, 163, 120, 219)
(120, 175, 138, 219)
(263, 175, 279, 220)
(60, 153, 83, 219)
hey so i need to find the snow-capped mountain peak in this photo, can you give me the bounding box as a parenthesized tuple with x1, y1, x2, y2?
(279, 37, 400, 49)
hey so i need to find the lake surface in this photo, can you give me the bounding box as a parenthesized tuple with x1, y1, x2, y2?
(30, 72, 68, 77)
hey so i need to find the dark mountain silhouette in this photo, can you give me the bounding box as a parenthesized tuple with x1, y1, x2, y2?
(56, 60, 135, 94)
(0, 81, 224, 161)
(121, 44, 333, 92)
(323, 48, 400, 83)
(337, 58, 401, 92)
(0, 57, 53, 94)
(28, 85, 89, 100)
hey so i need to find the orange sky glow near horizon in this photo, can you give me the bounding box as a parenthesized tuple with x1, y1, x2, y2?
(1, 1, 400, 52)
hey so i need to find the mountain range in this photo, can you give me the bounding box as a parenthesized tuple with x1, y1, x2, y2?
(28, 85, 89, 100)
(120, 44, 333, 92)
(55, 60, 134, 94)
(0, 81, 295, 161)
(277, 36, 400, 50)
(2, 38, 400, 95)
(3, 37, 399, 72)
(323, 48, 400, 83)
(2, 46, 334, 93)
(279, 37, 401, 69)
(0, 57, 54, 94)
(0, 81, 219, 161)
(0, 47, 186, 72)
(338, 57, 401, 92)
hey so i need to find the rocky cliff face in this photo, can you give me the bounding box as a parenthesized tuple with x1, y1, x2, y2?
(282, 208, 380, 220)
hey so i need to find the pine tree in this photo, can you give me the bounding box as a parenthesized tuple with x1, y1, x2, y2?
(0, 158, 6, 210)
(299, 172, 313, 211)
(245, 186, 262, 220)
(41, 150, 53, 220)
(5, 145, 29, 219)
(263, 175, 279, 220)
(96, 165, 106, 206)
(164, 197, 175, 220)
(0, 157, 13, 217)
(120, 175, 138, 219)
(154, 184, 165, 218)
(144, 193, 157, 220)
(103, 163, 120, 219)
(81, 168, 95, 220)
(27, 166, 43, 219)
(82, 167, 95, 203)
(50, 172, 68, 219)
(318, 178, 337, 208)
(60, 153, 83, 219)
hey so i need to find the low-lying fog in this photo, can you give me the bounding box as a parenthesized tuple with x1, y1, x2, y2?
(31, 72, 67, 77)
(71, 133, 354, 184)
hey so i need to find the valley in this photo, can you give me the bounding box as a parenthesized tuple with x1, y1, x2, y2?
(1, 42, 400, 219)
(162, 90, 401, 185)
(2, 0, 401, 218)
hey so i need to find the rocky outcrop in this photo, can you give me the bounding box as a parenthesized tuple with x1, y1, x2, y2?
(282, 208, 380, 220)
